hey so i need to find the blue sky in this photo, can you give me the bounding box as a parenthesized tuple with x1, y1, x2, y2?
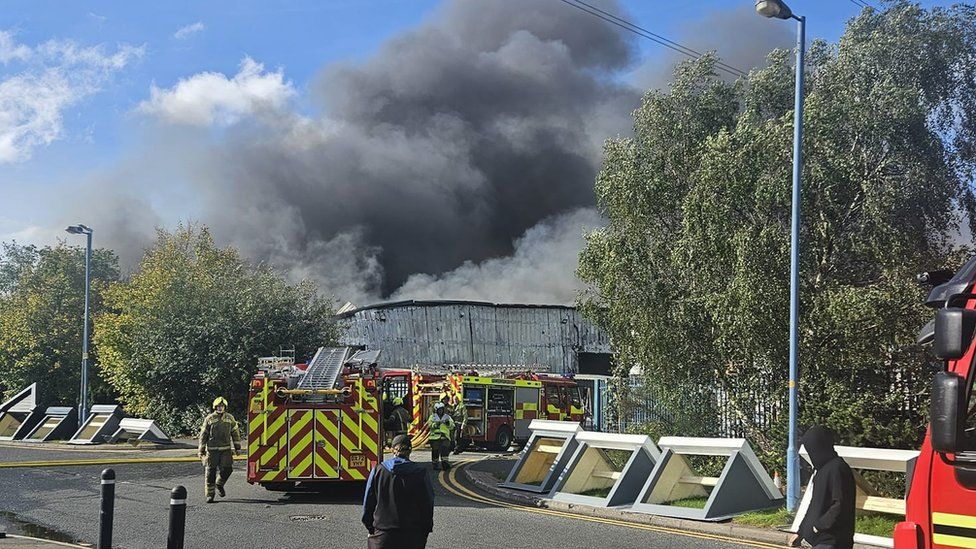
(0, 0, 954, 265)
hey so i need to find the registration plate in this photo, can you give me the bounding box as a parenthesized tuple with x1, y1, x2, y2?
(349, 454, 366, 467)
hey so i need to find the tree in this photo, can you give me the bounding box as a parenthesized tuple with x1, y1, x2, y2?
(94, 225, 338, 434)
(0, 242, 120, 406)
(578, 2, 976, 469)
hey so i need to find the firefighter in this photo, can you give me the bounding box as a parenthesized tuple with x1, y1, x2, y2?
(198, 396, 241, 503)
(440, 393, 467, 454)
(426, 402, 454, 471)
(383, 397, 411, 445)
(362, 434, 434, 549)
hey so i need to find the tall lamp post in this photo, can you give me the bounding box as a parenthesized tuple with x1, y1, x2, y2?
(755, 0, 805, 513)
(65, 224, 93, 424)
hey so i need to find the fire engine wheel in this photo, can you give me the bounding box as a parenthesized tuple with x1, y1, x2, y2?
(262, 482, 296, 492)
(491, 427, 513, 451)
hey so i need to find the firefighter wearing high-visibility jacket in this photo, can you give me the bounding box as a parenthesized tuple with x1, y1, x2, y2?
(426, 402, 454, 471)
(198, 396, 241, 503)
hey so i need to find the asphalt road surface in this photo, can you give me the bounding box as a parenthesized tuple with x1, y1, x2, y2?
(2, 446, 768, 549)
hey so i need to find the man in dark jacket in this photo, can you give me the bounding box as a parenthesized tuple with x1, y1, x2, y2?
(362, 434, 434, 549)
(790, 426, 856, 549)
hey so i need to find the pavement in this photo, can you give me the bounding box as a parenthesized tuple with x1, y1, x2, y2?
(1, 442, 792, 549)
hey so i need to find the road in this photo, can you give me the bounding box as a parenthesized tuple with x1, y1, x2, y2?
(1, 446, 770, 549)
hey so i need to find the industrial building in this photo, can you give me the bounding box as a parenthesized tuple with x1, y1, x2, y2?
(336, 300, 614, 428)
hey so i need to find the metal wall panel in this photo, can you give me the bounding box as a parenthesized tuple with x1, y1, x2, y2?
(337, 301, 611, 373)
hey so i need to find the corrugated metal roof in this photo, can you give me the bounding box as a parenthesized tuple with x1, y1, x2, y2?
(337, 300, 611, 374)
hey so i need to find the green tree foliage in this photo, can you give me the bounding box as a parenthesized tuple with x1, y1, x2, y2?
(578, 2, 976, 468)
(0, 242, 120, 406)
(95, 225, 338, 434)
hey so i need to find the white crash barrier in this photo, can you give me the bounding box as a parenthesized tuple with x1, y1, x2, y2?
(0, 383, 44, 440)
(501, 420, 583, 493)
(549, 432, 660, 507)
(107, 418, 173, 444)
(23, 406, 78, 442)
(792, 445, 919, 548)
(631, 437, 783, 521)
(69, 404, 124, 444)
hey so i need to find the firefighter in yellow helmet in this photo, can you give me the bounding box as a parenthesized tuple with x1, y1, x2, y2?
(198, 396, 241, 503)
(426, 402, 454, 471)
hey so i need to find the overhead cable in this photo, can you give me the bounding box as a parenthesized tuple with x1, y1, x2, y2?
(556, 0, 748, 78)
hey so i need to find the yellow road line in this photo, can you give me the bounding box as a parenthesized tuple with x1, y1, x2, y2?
(0, 455, 247, 469)
(438, 460, 786, 549)
(6, 534, 88, 548)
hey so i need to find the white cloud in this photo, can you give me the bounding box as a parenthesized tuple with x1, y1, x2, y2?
(174, 22, 205, 40)
(0, 30, 143, 163)
(138, 57, 294, 126)
(0, 31, 31, 63)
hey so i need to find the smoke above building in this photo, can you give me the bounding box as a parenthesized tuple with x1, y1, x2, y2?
(51, 0, 791, 305)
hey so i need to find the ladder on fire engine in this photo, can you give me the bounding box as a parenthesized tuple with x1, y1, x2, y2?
(298, 347, 350, 392)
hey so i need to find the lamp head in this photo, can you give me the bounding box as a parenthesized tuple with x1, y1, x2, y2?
(65, 225, 92, 235)
(755, 0, 793, 19)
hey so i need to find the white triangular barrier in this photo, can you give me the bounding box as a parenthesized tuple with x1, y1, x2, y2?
(106, 418, 173, 444)
(502, 420, 582, 493)
(549, 432, 660, 507)
(23, 407, 78, 442)
(69, 405, 125, 444)
(791, 445, 919, 548)
(0, 383, 44, 440)
(631, 437, 783, 521)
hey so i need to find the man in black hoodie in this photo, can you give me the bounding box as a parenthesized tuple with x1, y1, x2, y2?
(790, 426, 856, 549)
(362, 434, 435, 549)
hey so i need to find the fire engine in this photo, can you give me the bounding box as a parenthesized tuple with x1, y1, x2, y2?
(408, 370, 586, 451)
(895, 260, 976, 548)
(246, 347, 412, 490)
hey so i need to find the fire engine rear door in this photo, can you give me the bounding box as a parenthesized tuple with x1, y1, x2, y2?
(287, 410, 315, 479)
(313, 410, 340, 479)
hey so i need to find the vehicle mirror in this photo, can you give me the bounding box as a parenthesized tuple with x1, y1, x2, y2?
(934, 308, 976, 360)
(931, 371, 966, 454)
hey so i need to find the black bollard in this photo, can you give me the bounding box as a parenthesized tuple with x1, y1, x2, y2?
(98, 469, 116, 549)
(166, 486, 187, 549)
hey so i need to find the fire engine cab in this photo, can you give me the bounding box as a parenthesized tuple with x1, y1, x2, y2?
(896, 259, 976, 548)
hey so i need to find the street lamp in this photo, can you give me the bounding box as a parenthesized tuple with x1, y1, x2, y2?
(65, 224, 93, 424)
(755, 0, 805, 513)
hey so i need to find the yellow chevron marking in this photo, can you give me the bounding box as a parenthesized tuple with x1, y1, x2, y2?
(935, 513, 976, 530)
(312, 411, 339, 478)
(288, 410, 314, 478)
(933, 534, 976, 549)
(340, 415, 360, 453)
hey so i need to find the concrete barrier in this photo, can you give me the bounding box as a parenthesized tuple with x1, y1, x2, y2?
(549, 432, 660, 507)
(69, 405, 125, 445)
(107, 418, 173, 444)
(0, 383, 44, 440)
(631, 437, 783, 521)
(501, 420, 582, 493)
(23, 406, 78, 441)
(791, 445, 919, 548)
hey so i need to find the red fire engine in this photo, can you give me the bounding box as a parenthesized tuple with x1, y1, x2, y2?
(408, 370, 585, 451)
(895, 261, 976, 548)
(246, 347, 412, 490)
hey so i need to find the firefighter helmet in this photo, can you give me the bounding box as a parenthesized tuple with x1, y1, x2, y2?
(434, 402, 446, 411)
(212, 396, 229, 409)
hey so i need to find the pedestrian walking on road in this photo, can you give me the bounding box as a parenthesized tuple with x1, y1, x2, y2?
(362, 434, 434, 549)
(198, 396, 242, 503)
(426, 402, 454, 471)
(789, 425, 856, 549)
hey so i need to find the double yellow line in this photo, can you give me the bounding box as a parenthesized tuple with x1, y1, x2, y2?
(437, 460, 786, 549)
(0, 455, 247, 469)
